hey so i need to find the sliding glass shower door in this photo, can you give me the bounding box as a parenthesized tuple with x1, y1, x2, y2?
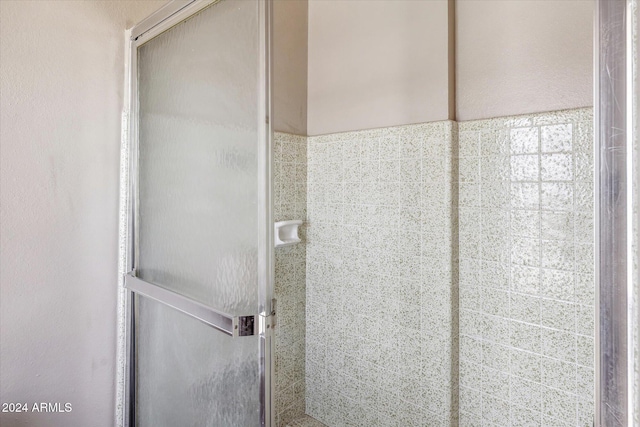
(123, 1, 272, 426)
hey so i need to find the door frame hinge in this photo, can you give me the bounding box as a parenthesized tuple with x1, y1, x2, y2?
(260, 298, 276, 334)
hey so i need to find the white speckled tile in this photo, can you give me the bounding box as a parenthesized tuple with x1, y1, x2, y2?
(306, 121, 459, 426)
(458, 108, 594, 427)
(275, 109, 594, 427)
(274, 132, 308, 426)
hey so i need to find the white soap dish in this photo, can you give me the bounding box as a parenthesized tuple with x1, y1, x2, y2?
(274, 220, 303, 248)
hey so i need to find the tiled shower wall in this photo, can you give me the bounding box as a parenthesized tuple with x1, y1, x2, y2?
(457, 109, 594, 426)
(274, 132, 307, 426)
(305, 122, 459, 426)
(275, 108, 594, 427)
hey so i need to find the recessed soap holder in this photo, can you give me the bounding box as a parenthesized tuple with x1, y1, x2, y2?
(274, 220, 303, 248)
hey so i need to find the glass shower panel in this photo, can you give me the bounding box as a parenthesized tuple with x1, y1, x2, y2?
(134, 294, 259, 427)
(137, 0, 260, 316)
(130, 0, 268, 425)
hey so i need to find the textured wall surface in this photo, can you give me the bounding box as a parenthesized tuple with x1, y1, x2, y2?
(273, 132, 308, 426)
(0, 1, 167, 426)
(305, 122, 458, 425)
(306, 0, 592, 131)
(457, 109, 594, 426)
(273, 0, 308, 135)
(307, 0, 451, 136)
(456, 0, 593, 121)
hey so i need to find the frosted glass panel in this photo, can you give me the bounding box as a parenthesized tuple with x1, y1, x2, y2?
(137, 0, 260, 315)
(133, 0, 266, 425)
(135, 295, 260, 427)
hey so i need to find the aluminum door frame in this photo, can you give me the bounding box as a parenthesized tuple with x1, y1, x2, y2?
(594, 0, 636, 425)
(116, 1, 274, 426)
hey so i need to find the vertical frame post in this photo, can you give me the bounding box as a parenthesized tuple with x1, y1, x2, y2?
(595, 0, 634, 425)
(258, 0, 275, 425)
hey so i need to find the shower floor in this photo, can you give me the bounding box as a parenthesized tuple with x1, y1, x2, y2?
(285, 415, 327, 427)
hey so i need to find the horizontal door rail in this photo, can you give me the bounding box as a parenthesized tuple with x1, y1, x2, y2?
(124, 273, 255, 337)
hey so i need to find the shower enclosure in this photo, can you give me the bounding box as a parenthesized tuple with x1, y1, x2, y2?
(118, 1, 274, 426)
(117, 0, 638, 426)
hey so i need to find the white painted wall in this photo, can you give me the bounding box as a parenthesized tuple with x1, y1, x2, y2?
(0, 1, 166, 426)
(456, 0, 593, 121)
(307, 0, 451, 136)
(273, 0, 308, 135)
(306, 0, 591, 133)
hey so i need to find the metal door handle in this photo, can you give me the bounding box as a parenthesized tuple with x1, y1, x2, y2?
(125, 273, 256, 337)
